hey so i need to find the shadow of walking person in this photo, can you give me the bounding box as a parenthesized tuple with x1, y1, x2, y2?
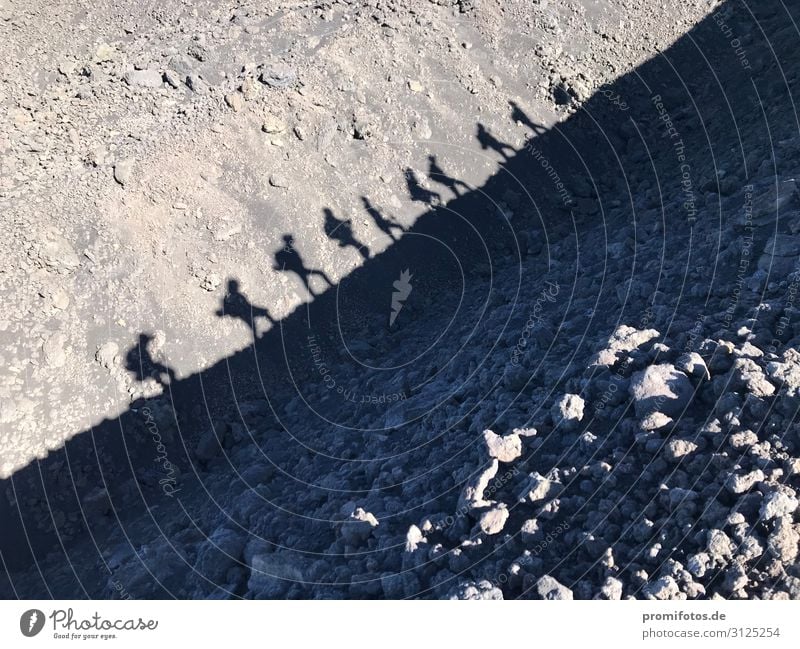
(323, 208, 370, 260)
(427, 155, 471, 198)
(509, 100, 548, 137)
(216, 278, 275, 339)
(404, 168, 441, 206)
(361, 196, 406, 242)
(476, 123, 515, 160)
(273, 234, 333, 297)
(125, 333, 176, 387)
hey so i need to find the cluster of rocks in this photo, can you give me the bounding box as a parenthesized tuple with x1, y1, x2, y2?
(431, 326, 800, 599)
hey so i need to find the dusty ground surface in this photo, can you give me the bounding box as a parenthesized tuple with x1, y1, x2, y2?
(0, 0, 709, 478)
(4, 0, 800, 600)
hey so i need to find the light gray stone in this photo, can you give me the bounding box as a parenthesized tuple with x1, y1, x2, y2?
(482, 429, 522, 462)
(551, 393, 585, 430)
(518, 472, 562, 504)
(478, 504, 509, 535)
(536, 575, 573, 600)
(123, 69, 163, 88)
(629, 363, 694, 418)
(760, 490, 798, 521)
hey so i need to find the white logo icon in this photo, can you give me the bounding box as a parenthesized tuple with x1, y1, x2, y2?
(20, 609, 45, 637)
(390, 269, 413, 326)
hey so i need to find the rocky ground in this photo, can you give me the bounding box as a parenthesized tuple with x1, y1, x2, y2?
(3, 0, 800, 600)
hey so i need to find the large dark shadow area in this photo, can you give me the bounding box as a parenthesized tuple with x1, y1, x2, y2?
(3, 0, 800, 598)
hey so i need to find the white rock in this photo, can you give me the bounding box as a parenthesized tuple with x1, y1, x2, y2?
(458, 459, 499, 510)
(482, 429, 521, 463)
(405, 524, 425, 552)
(767, 517, 799, 562)
(676, 351, 710, 380)
(448, 579, 503, 600)
(645, 575, 683, 600)
(262, 115, 287, 134)
(664, 438, 698, 462)
(707, 529, 735, 562)
(590, 325, 660, 367)
(114, 158, 135, 185)
(551, 393, 585, 430)
(123, 69, 163, 88)
(725, 469, 764, 494)
(687, 552, 710, 578)
(478, 504, 509, 535)
(518, 472, 562, 504)
(95, 342, 119, 369)
(340, 507, 379, 545)
(629, 363, 693, 418)
(639, 411, 673, 431)
(94, 43, 115, 62)
(42, 332, 67, 367)
(536, 575, 572, 600)
(599, 576, 623, 600)
(520, 518, 541, 542)
(760, 490, 799, 521)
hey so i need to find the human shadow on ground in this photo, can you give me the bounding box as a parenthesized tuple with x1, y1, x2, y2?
(216, 279, 276, 339)
(361, 197, 406, 242)
(427, 155, 471, 198)
(404, 168, 442, 206)
(125, 334, 177, 387)
(323, 208, 370, 260)
(273, 234, 333, 297)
